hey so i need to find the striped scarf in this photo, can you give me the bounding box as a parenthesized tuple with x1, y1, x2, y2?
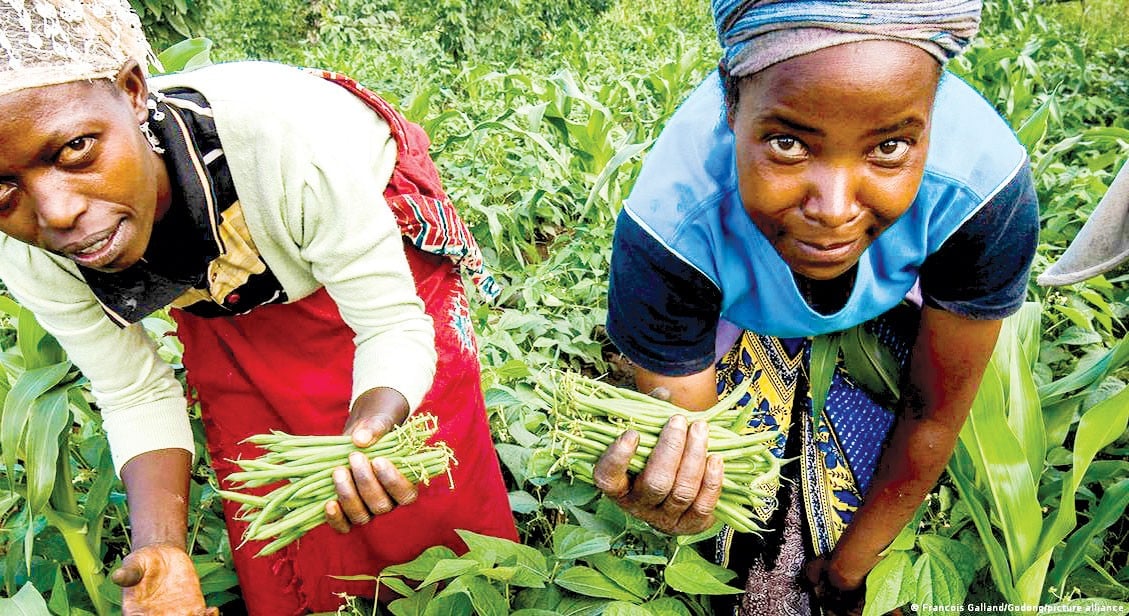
(713, 0, 982, 76)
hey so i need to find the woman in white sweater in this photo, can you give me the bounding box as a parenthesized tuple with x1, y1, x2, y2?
(0, 2, 516, 614)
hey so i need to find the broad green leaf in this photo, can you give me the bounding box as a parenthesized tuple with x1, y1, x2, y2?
(544, 481, 599, 510)
(422, 585, 473, 616)
(913, 552, 966, 608)
(24, 388, 71, 514)
(47, 567, 69, 616)
(2, 363, 72, 490)
(603, 602, 651, 616)
(862, 551, 914, 616)
(643, 597, 693, 616)
(17, 307, 53, 370)
(456, 529, 549, 578)
(388, 582, 436, 616)
(565, 503, 619, 537)
(1048, 478, 1129, 593)
(552, 524, 612, 560)
(555, 566, 640, 601)
(464, 575, 509, 616)
(510, 490, 539, 514)
(625, 554, 668, 565)
(663, 563, 743, 595)
(1038, 336, 1129, 403)
(840, 324, 901, 407)
(383, 545, 458, 581)
(671, 544, 738, 583)
(587, 552, 650, 599)
(0, 582, 51, 616)
(511, 611, 562, 616)
(419, 558, 480, 588)
(918, 535, 979, 589)
(809, 333, 839, 430)
(998, 306, 1046, 482)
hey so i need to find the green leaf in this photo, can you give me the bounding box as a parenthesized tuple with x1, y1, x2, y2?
(24, 388, 71, 514)
(586, 552, 650, 599)
(913, 552, 966, 608)
(809, 333, 839, 430)
(664, 563, 743, 595)
(156, 38, 213, 74)
(380, 576, 417, 598)
(671, 545, 738, 583)
(555, 566, 641, 601)
(464, 575, 509, 616)
(456, 529, 549, 581)
(2, 363, 72, 488)
(862, 551, 914, 616)
(0, 582, 52, 616)
(552, 524, 612, 560)
(625, 554, 668, 565)
(422, 585, 473, 616)
(419, 559, 480, 588)
(1048, 477, 1129, 593)
(643, 597, 692, 616)
(388, 583, 436, 616)
(918, 535, 979, 589)
(544, 481, 599, 510)
(383, 545, 459, 581)
(48, 568, 70, 616)
(509, 490, 539, 514)
(603, 602, 652, 616)
(1016, 94, 1055, 152)
(839, 324, 901, 406)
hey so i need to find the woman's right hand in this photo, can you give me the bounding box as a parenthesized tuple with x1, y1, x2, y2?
(111, 543, 217, 616)
(592, 414, 724, 535)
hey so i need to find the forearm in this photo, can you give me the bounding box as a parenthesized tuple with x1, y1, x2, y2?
(826, 414, 961, 586)
(120, 448, 192, 550)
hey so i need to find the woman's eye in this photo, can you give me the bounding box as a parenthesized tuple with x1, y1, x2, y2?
(0, 182, 17, 212)
(870, 139, 912, 164)
(57, 136, 96, 165)
(766, 136, 808, 161)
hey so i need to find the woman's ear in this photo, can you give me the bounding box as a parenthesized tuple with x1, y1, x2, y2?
(114, 59, 151, 125)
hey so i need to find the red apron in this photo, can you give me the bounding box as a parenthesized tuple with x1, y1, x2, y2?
(171, 74, 517, 615)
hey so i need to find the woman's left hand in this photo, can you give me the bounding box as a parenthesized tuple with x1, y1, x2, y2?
(802, 554, 866, 616)
(325, 387, 418, 533)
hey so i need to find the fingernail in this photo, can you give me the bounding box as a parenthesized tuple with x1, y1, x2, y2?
(669, 414, 686, 429)
(355, 429, 372, 444)
(333, 468, 347, 482)
(692, 420, 707, 436)
(371, 457, 387, 472)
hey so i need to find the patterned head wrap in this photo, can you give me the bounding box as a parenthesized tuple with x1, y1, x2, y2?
(0, 0, 153, 97)
(714, 0, 982, 77)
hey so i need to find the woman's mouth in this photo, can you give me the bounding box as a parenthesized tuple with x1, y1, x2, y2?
(795, 237, 860, 263)
(66, 221, 126, 269)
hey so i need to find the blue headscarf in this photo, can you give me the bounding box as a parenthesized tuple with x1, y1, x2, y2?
(713, 0, 982, 77)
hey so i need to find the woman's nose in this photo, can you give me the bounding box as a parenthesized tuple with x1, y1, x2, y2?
(803, 164, 861, 228)
(29, 180, 87, 231)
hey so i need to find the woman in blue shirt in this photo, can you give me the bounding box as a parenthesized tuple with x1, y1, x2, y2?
(594, 0, 1039, 613)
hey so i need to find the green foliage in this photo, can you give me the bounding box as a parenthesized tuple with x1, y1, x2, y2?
(128, 0, 208, 51)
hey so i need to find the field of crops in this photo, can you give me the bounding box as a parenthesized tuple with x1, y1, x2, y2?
(0, 0, 1126, 614)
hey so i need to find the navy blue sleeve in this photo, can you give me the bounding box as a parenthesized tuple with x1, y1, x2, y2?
(606, 211, 723, 376)
(919, 161, 1038, 319)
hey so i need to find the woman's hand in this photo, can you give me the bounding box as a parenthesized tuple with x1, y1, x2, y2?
(592, 414, 725, 535)
(112, 543, 218, 616)
(325, 387, 419, 533)
(802, 554, 866, 616)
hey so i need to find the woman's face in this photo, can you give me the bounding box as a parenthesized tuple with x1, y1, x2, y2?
(0, 62, 170, 272)
(729, 40, 941, 281)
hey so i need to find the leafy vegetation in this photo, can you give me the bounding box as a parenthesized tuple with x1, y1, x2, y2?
(0, 0, 1126, 613)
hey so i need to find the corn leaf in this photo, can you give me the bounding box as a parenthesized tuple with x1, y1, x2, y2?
(809, 333, 839, 431)
(1, 363, 72, 489)
(998, 307, 1046, 481)
(24, 387, 71, 514)
(1047, 478, 1129, 593)
(1034, 386, 1129, 591)
(948, 442, 1020, 603)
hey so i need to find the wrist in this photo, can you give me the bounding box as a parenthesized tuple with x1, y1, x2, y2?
(826, 551, 871, 591)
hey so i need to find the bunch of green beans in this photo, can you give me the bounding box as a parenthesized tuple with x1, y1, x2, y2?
(218, 414, 455, 557)
(539, 372, 782, 534)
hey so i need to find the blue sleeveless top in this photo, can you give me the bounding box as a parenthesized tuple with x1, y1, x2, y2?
(607, 71, 1038, 376)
